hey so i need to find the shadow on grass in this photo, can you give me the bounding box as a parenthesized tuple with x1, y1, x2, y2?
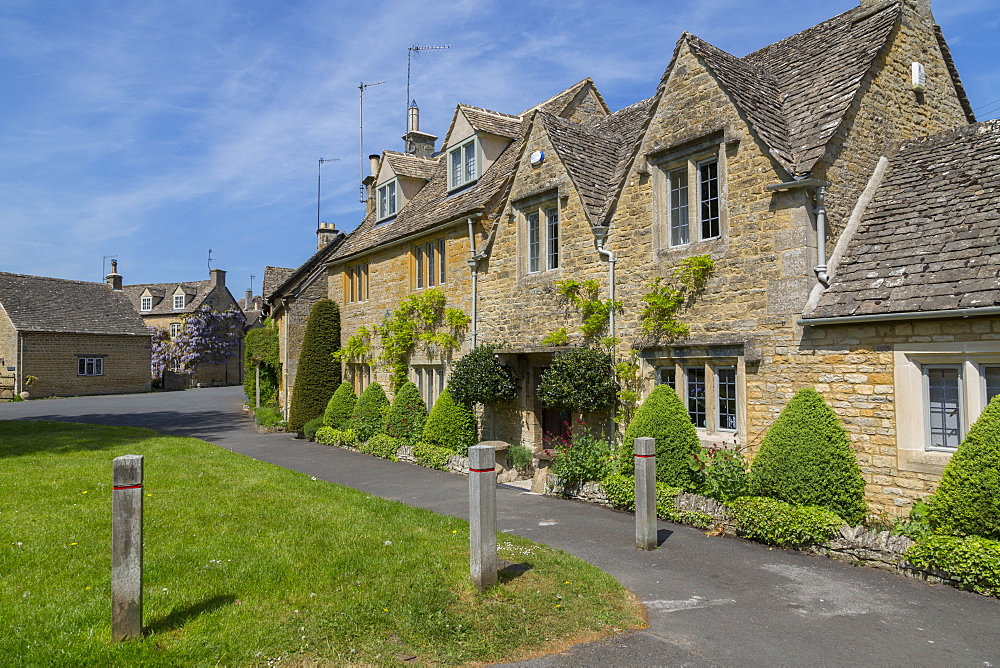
(497, 560, 534, 584)
(144, 594, 238, 635)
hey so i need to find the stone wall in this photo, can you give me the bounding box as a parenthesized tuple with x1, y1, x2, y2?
(19, 332, 150, 397)
(0, 312, 17, 394)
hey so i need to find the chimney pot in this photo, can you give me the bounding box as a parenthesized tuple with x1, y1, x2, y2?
(105, 261, 123, 291)
(408, 102, 419, 133)
(368, 154, 380, 177)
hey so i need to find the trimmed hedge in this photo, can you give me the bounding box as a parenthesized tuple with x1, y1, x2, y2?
(906, 535, 1000, 596)
(929, 395, 1000, 540)
(413, 441, 453, 471)
(315, 427, 358, 448)
(384, 381, 428, 445)
(287, 300, 342, 433)
(749, 388, 867, 525)
(422, 388, 477, 455)
(323, 382, 357, 429)
(600, 473, 684, 520)
(303, 416, 323, 441)
(448, 344, 518, 406)
(360, 434, 400, 461)
(621, 385, 701, 490)
(726, 496, 845, 548)
(537, 348, 618, 413)
(348, 382, 389, 442)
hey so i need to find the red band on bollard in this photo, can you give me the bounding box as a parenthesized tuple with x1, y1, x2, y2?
(469, 467, 495, 473)
(634, 454, 655, 458)
(113, 485, 142, 490)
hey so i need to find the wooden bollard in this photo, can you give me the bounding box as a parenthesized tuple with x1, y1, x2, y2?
(468, 444, 497, 591)
(112, 455, 143, 640)
(634, 437, 657, 551)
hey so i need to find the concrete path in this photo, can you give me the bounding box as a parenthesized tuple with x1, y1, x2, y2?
(4, 387, 999, 666)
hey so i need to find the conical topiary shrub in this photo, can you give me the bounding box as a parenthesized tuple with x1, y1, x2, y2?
(348, 381, 389, 442)
(621, 384, 701, 489)
(422, 387, 477, 455)
(323, 381, 357, 429)
(749, 387, 867, 525)
(929, 395, 1000, 539)
(384, 381, 428, 445)
(287, 299, 341, 433)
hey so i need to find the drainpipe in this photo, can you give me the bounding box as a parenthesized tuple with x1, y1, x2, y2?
(467, 217, 486, 348)
(591, 225, 616, 342)
(765, 177, 831, 287)
(17, 332, 23, 395)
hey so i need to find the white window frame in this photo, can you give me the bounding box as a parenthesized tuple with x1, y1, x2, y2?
(77, 357, 104, 376)
(168, 357, 182, 373)
(377, 179, 398, 221)
(447, 137, 479, 191)
(173, 294, 185, 310)
(140, 296, 152, 312)
(655, 358, 742, 440)
(169, 323, 182, 338)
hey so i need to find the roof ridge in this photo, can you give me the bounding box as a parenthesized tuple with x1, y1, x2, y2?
(457, 103, 520, 120)
(518, 78, 592, 117)
(0, 270, 107, 287)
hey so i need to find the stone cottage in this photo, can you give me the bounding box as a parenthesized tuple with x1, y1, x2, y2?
(0, 269, 151, 398)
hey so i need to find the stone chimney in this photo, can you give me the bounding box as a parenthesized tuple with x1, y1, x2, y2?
(105, 259, 123, 291)
(210, 268, 226, 287)
(403, 100, 437, 159)
(317, 221, 339, 249)
(244, 288, 253, 308)
(364, 154, 379, 216)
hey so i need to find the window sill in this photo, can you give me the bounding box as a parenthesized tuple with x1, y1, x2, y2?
(898, 449, 951, 475)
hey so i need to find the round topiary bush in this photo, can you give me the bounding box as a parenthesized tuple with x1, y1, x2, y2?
(287, 299, 341, 433)
(348, 381, 389, 442)
(537, 348, 618, 413)
(324, 382, 357, 429)
(929, 395, 1000, 539)
(621, 385, 701, 489)
(448, 344, 518, 406)
(749, 387, 867, 525)
(422, 387, 477, 455)
(384, 381, 428, 445)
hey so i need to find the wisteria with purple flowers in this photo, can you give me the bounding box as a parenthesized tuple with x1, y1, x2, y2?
(149, 306, 244, 379)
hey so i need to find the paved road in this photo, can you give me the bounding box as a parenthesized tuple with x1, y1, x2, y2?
(4, 388, 999, 666)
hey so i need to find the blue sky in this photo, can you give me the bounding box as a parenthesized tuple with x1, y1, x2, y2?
(2, 0, 998, 292)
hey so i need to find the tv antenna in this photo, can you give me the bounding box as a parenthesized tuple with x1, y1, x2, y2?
(102, 254, 117, 281)
(359, 80, 387, 203)
(317, 157, 339, 227)
(208, 249, 215, 271)
(250, 273, 256, 296)
(406, 45, 449, 142)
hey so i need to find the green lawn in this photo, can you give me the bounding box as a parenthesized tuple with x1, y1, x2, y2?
(1, 421, 644, 665)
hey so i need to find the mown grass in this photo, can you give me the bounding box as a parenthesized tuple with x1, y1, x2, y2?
(1, 421, 644, 665)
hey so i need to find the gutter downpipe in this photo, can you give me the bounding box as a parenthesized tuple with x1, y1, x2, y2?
(467, 218, 485, 349)
(591, 225, 616, 342)
(798, 306, 1000, 327)
(17, 331, 23, 395)
(765, 177, 831, 287)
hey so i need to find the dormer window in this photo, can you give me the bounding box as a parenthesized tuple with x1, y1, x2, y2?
(377, 179, 398, 220)
(448, 137, 479, 190)
(140, 296, 152, 312)
(173, 294, 185, 310)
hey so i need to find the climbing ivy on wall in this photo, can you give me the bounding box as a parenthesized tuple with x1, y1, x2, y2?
(544, 279, 619, 344)
(640, 255, 714, 338)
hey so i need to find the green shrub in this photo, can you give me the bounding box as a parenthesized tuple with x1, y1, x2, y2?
(600, 473, 683, 520)
(892, 499, 934, 542)
(422, 388, 477, 455)
(303, 416, 323, 441)
(315, 427, 358, 448)
(507, 444, 533, 473)
(929, 396, 1000, 540)
(287, 300, 342, 433)
(905, 534, 1000, 596)
(749, 388, 867, 525)
(448, 344, 518, 406)
(689, 445, 750, 502)
(243, 321, 280, 407)
(726, 497, 845, 548)
(537, 348, 617, 413)
(348, 381, 389, 442)
(549, 420, 614, 487)
(323, 382, 357, 429)
(360, 433, 400, 461)
(413, 441, 453, 471)
(621, 385, 701, 490)
(384, 381, 428, 445)
(254, 405, 284, 428)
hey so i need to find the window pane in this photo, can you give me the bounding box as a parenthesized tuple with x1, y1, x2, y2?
(700, 160, 720, 239)
(362, 264, 369, 301)
(464, 141, 476, 182)
(717, 367, 737, 431)
(79, 358, 86, 375)
(438, 239, 447, 284)
(451, 149, 461, 187)
(426, 242, 435, 286)
(546, 207, 559, 270)
(95, 358, 103, 376)
(415, 246, 424, 288)
(986, 367, 1000, 404)
(379, 186, 387, 217)
(658, 367, 676, 389)
(527, 212, 540, 273)
(927, 367, 961, 449)
(388, 181, 396, 214)
(686, 367, 706, 428)
(669, 168, 689, 246)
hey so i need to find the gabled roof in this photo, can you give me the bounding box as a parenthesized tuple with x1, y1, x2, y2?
(460, 105, 522, 139)
(805, 120, 1000, 320)
(263, 266, 295, 300)
(670, 2, 904, 177)
(520, 78, 610, 119)
(267, 234, 346, 303)
(123, 280, 215, 316)
(0, 272, 149, 336)
(382, 151, 437, 181)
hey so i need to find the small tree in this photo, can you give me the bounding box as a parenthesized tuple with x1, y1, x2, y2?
(243, 321, 280, 407)
(621, 385, 701, 489)
(537, 348, 617, 414)
(384, 381, 428, 445)
(323, 382, 357, 429)
(929, 395, 1000, 540)
(422, 387, 477, 455)
(288, 299, 342, 433)
(448, 344, 518, 406)
(348, 381, 389, 442)
(749, 388, 867, 525)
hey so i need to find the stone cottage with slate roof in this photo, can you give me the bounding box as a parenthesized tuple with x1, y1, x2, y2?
(277, 0, 989, 516)
(0, 269, 150, 398)
(123, 267, 245, 387)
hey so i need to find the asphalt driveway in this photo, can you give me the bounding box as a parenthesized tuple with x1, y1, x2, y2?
(4, 387, 998, 666)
